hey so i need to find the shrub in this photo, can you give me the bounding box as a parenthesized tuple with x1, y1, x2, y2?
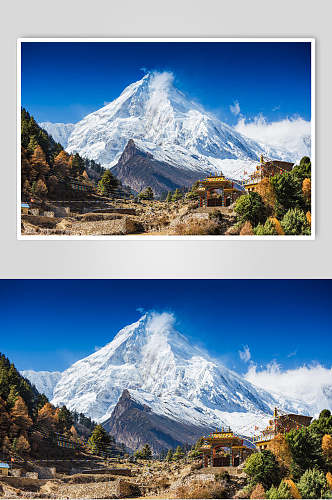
(302, 178, 311, 204)
(266, 481, 292, 499)
(281, 208, 311, 235)
(297, 469, 330, 499)
(244, 450, 282, 490)
(235, 192, 267, 226)
(250, 483, 266, 499)
(254, 219, 278, 235)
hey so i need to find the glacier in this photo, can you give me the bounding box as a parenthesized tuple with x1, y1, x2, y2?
(40, 72, 310, 182)
(19, 311, 323, 438)
(21, 370, 62, 400)
(39, 122, 75, 148)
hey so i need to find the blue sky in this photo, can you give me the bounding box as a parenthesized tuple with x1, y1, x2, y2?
(0, 280, 329, 374)
(21, 41, 311, 125)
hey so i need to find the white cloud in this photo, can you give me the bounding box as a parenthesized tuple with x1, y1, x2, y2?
(230, 100, 241, 116)
(103, 101, 111, 106)
(239, 345, 251, 363)
(235, 114, 311, 161)
(245, 361, 332, 415)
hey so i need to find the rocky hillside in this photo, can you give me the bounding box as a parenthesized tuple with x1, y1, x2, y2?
(104, 389, 210, 453)
(112, 139, 207, 197)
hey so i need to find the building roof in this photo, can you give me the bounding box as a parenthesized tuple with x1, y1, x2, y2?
(0, 462, 9, 468)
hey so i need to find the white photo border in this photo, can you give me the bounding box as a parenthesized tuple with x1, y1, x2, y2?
(17, 37, 316, 241)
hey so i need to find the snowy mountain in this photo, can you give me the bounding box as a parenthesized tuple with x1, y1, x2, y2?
(39, 122, 75, 148)
(21, 370, 62, 400)
(40, 72, 306, 186)
(37, 311, 312, 439)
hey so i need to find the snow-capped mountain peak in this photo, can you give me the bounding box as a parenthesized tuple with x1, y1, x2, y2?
(40, 72, 309, 187)
(47, 312, 286, 433)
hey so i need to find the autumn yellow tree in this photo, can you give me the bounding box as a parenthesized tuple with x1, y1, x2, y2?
(302, 178, 311, 204)
(10, 396, 32, 436)
(322, 434, 332, 463)
(250, 483, 266, 499)
(30, 145, 49, 177)
(267, 433, 292, 470)
(256, 178, 276, 214)
(54, 150, 71, 179)
(37, 402, 58, 431)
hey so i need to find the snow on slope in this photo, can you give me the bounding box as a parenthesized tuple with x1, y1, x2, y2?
(21, 370, 62, 400)
(47, 312, 312, 437)
(39, 122, 75, 148)
(41, 72, 303, 181)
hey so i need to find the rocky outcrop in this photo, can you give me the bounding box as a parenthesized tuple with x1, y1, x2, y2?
(112, 140, 205, 198)
(103, 389, 211, 454)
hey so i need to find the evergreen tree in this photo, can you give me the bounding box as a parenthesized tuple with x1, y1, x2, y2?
(244, 450, 282, 490)
(166, 191, 173, 203)
(88, 424, 111, 455)
(297, 469, 330, 499)
(173, 445, 185, 461)
(57, 406, 74, 434)
(281, 208, 311, 235)
(235, 192, 267, 227)
(138, 186, 154, 201)
(165, 449, 173, 461)
(172, 188, 183, 202)
(98, 170, 119, 196)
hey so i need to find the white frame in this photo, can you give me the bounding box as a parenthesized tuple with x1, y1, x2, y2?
(17, 37, 315, 240)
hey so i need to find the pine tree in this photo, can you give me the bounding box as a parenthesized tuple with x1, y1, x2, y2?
(172, 189, 183, 202)
(138, 186, 154, 201)
(173, 445, 185, 460)
(88, 424, 111, 455)
(166, 191, 173, 203)
(57, 406, 74, 434)
(98, 170, 119, 196)
(165, 449, 173, 461)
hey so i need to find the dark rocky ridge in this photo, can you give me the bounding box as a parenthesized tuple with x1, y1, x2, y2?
(111, 139, 207, 197)
(103, 389, 212, 454)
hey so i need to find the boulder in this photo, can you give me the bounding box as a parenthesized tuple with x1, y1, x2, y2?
(114, 478, 141, 498)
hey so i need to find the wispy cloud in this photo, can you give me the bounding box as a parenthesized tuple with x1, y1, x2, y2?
(245, 361, 332, 415)
(136, 307, 145, 314)
(239, 345, 251, 363)
(235, 114, 311, 160)
(230, 100, 241, 116)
